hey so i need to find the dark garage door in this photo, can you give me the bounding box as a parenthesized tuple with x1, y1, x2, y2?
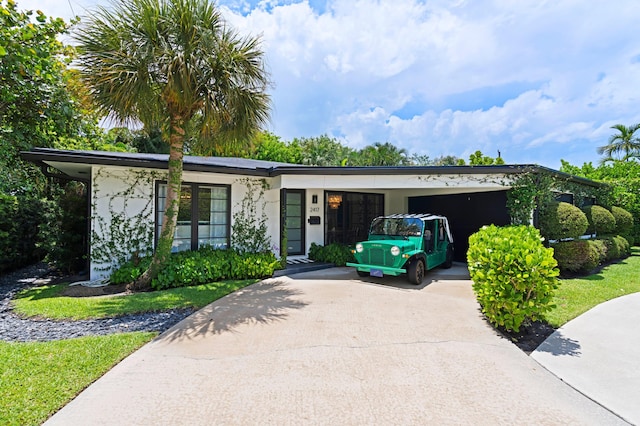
(408, 190, 511, 262)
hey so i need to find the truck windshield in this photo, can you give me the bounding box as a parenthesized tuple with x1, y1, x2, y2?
(370, 217, 423, 237)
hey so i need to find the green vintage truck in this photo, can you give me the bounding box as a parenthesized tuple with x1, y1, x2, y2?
(346, 214, 454, 285)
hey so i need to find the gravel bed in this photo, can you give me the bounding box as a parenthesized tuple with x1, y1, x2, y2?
(0, 263, 194, 342)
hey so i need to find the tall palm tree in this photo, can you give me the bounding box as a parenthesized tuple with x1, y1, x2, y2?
(598, 124, 640, 163)
(75, 0, 271, 290)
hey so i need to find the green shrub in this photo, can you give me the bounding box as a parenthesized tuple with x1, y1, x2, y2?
(611, 206, 634, 244)
(110, 256, 152, 284)
(596, 235, 630, 260)
(308, 242, 355, 266)
(539, 201, 588, 241)
(551, 240, 599, 273)
(590, 239, 608, 263)
(582, 205, 616, 235)
(0, 194, 49, 273)
(467, 225, 559, 332)
(110, 247, 280, 290)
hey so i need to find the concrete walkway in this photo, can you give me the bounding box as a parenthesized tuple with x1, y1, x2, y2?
(532, 292, 640, 425)
(46, 266, 626, 425)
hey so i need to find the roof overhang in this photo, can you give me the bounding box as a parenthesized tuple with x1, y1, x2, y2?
(20, 148, 605, 189)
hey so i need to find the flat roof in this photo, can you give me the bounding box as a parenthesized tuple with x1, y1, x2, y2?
(21, 148, 605, 188)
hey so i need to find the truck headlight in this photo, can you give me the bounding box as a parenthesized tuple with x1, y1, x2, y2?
(390, 246, 400, 256)
(355, 243, 364, 253)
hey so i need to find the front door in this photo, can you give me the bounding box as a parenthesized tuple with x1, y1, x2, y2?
(283, 190, 305, 255)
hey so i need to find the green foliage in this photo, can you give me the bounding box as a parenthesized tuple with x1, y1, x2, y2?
(460, 150, 506, 166)
(467, 225, 559, 332)
(538, 201, 588, 241)
(611, 206, 634, 241)
(149, 247, 279, 290)
(38, 182, 88, 273)
(551, 240, 599, 274)
(0, 193, 50, 273)
(231, 178, 271, 254)
(598, 235, 630, 260)
(597, 123, 640, 163)
(582, 205, 616, 234)
(506, 171, 555, 225)
(308, 242, 355, 266)
(560, 159, 640, 244)
(110, 255, 152, 285)
(350, 142, 410, 166)
(90, 169, 158, 274)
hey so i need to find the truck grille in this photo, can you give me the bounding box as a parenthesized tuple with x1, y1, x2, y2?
(366, 247, 395, 267)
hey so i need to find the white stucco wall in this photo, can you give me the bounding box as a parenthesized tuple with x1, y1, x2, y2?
(90, 167, 281, 279)
(91, 166, 160, 279)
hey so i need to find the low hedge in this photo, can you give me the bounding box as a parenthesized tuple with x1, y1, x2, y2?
(551, 235, 631, 275)
(551, 240, 599, 273)
(308, 242, 355, 266)
(111, 247, 280, 290)
(467, 225, 559, 332)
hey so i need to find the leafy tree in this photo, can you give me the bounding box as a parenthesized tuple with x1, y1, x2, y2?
(75, 0, 271, 290)
(294, 134, 353, 166)
(0, 0, 78, 196)
(597, 124, 640, 163)
(460, 150, 506, 166)
(250, 131, 302, 164)
(352, 142, 410, 166)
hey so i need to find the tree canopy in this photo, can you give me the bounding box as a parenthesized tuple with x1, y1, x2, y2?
(75, 0, 272, 289)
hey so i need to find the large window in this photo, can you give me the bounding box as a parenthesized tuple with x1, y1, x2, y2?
(156, 182, 230, 252)
(325, 191, 384, 246)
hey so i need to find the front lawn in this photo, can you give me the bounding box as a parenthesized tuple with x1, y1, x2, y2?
(0, 332, 155, 426)
(12, 279, 258, 320)
(545, 247, 640, 327)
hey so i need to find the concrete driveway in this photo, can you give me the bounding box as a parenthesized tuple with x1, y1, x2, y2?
(46, 266, 625, 425)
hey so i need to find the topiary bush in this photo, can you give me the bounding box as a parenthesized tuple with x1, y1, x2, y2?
(582, 205, 616, 235)
(467, 225, 559, 332)
(551, 240, 599, 274)
(308, 242, 355, 266)
(538, 201, 588, 241)
(611, 206, 634, 245)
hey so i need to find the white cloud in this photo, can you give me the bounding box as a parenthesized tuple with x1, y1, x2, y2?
(15, 0, 640, 167)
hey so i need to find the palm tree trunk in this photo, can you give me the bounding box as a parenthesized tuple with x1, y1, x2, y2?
(129, 116, 186, 291)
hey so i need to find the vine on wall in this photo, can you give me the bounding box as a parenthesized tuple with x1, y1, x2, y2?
(91, 168, 164, 273)
(231, 178, 272, 254)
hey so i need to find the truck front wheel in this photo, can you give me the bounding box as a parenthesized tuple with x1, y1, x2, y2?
(407, 259, 425, 285)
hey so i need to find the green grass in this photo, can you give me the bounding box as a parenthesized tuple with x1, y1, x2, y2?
(0, 332, 155, 426)
(545, 247, 640, 327)
(12, 279, 258, 320)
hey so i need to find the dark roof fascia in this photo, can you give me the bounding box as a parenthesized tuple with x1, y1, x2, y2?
(20, 148, 605, 189)
(20, 148, 272, 177)
(270, 164, 530, 176)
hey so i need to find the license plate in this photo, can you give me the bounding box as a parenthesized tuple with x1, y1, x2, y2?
(370, 269, 383, 277)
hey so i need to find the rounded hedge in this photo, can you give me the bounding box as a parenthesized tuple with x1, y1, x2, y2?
(582, 205, 616, 235)
(539, 201, 588, 240)
(551, 240, 599, 273)
(611, 206, 634, 236)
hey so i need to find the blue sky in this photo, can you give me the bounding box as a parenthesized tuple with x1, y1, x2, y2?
(20, 0, 640, 168)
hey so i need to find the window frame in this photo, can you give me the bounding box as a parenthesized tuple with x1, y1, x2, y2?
(154, 180, 231, 252)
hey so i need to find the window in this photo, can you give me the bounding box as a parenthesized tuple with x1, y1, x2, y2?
(156, 182, 230, 252)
